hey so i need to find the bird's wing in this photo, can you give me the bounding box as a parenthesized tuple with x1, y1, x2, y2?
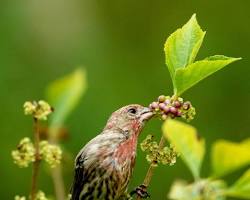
(70, 154, 87, 200)
(71, 155, 111, 200)
(70, 131, 126, 200)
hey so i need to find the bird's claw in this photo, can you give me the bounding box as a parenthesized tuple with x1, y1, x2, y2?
(130, 184, 150, 198)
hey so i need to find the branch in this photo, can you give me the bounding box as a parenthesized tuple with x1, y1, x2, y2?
(136, 135, 166, 200)
(30, 118, 41, 200)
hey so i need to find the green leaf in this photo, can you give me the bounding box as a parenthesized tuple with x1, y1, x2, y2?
(46, 68, 87, 128)
(162, 119, 205, 179)
(168, 180, 192, 200)
(174, 56, 241, 95)
(211, 139, 250, 177)
(226, 169, 250, 199)
(169, 179, 226, 200)
(164, 14, 206, 80)
(164, 14, 241, 95)
(242, 138, 250, 147)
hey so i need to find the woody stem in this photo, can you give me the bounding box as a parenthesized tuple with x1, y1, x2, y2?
(30, 118, 41, 200)
(136, 135, 166, 200)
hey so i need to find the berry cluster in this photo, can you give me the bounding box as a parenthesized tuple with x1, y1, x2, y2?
(149, 95, 196, 121)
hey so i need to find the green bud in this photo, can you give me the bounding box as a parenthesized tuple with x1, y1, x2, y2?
(23, 100, 53, 120)
(35, 191, 49, 200)
(14, 196, 26, 200)
(12, 137, 35, 168)
(40, 141, 62, 168)
(141, 135, 178, 167)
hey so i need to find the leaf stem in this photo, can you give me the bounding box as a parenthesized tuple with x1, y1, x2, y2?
(136, 134, 166, 200)
(49, 127, 65, 200)
(51, 166, 65, 200)
(30, 118, 41, 200)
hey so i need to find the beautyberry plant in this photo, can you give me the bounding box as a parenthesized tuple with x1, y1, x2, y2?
(137, 14, 242, 200)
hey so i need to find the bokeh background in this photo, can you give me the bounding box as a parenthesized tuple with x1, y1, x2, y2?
(1, 0, 250, 199)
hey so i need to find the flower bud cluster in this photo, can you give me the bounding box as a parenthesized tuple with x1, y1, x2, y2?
(14, 191, 49, 200)
(14, 196, 26, 200)
(35, 191, 49, 200)
(67, 194, 72, 200)
(149, 95, 196, 122)
(12, 137, 35, 168)
(141, 135, 178, 167)
(40, 141, 62, 168)
(12, 138, 62, 168)
(24, 100, 53, 120)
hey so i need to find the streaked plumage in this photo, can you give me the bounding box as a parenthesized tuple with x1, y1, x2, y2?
(71, 105, 153, 200)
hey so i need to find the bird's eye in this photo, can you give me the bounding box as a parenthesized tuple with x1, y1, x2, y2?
(128, 108, 137, 114)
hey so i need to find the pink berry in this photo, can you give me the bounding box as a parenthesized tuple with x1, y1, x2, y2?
(151, 102, 159, 109)
(164, 99, 171, 105)
(170, 107, 177, 114)
(159, 103, 165, 110)
(163, 106, 170, 114)
(176, 110, 182, 117)
(173, 100, 181, 108)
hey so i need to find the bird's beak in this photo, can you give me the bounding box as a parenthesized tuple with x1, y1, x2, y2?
(139, 107, 154, 122)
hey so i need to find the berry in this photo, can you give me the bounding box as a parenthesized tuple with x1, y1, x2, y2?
(163, 106, 170, 114)
(164, 99, 171, 105)
(183, 101, 191, 110)
(177, 97, 184, 103)
(161, 114, 168, 120)
(176, 110, 182, 117)
(148, 95, 195, 121)
(158, 95, 166, 103)
(173, 100, 181, 108)
(159, 103, 166, 110)
(150, 102, 159, 110)
(169, 107, 177, 114)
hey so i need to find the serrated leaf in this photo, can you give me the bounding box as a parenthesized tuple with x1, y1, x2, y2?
(164, 14, 205, 80)
(46, 68, 87, 128)
(174, 56, 241, 95)
(211, 139, 250, 177)
(162, 119, 205, 179)
(226, 169, 250, 199)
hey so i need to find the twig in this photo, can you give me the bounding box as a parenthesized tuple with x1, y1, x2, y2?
(136, 135, 166, 200)
(30, 118, 41, 200)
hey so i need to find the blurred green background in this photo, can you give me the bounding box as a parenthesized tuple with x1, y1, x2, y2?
(1, 0, 249, 199)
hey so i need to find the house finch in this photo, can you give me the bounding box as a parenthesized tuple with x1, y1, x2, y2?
(71, 104, 153, 200)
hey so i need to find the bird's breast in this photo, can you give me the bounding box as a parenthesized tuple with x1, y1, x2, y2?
(113, 135, 137, 167)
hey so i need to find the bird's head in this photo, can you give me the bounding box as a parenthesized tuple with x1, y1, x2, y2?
(104, 104, 154, 135)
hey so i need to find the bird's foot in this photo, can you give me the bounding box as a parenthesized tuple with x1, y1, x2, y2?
(130, 184, 150, 199)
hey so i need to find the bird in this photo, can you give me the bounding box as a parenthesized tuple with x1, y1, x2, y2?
(70, 104, 154, 200)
